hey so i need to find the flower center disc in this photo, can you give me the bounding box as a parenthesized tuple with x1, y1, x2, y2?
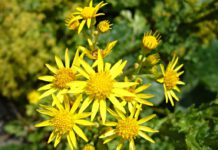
(81, 7, 95, 19)
(54, 68, 75, 89)
(86, 72, 113, 99)
(116, 118, 139, 139)
(164, 70, 179, 90)
(52, 111, 73, 134)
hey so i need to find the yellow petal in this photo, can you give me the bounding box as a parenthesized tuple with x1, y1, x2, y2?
(108, 95, 126, 113)
(103, 122, 117, 126)
(73, 125, 88, 142)
(55, 56, 64, 69)
(69, 130, 77, 148)
(138, 131, 155, 143)
(112, 88, 135, 97)
(67, 134, 74, 150)
(78, 20, 86, 34)
(167, 91, 174, 106)
(52, 94, 64, 110)
(70, 94, 82, 113)
(87, 18, 91, 28)
(170, 90, 179, 101)
(116, 140, 124, 150)
(80, 59, 95, 75)
(129, 139, 135, 150)
(100, 100, 107, 123)
(79, 97, 93, 113)
(160, 64, 165, 74)
(103, 135, 116, 144)
(91, 100, 99, 121)
(54, 134, 62, 147)
(35, 120, 51, 127)
(39, 88, 57, 99)
(75, 119, 95, 126)
(113, 82, 137, 88)
(38, 76, 54, 82)
(48, 131, 56, 143)
(38, 84, 53, 91)
(65, 48, 70, 68)
(97, 50, 104, 72)
(46, 64, 57, 74)
(105, 63, 111, 71)
(139, 126, 159, 133)
(135, 84, 151, 93)
(99, 129, 115, 138)
(73, 65, 89, 79)
(138, 114, 156, 124)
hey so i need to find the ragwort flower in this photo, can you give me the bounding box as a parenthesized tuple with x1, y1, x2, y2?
(97, 20, 112, 33)
(68, 50, 137, 123)
(72, 0, 107, 33)
(35, 94, 95, 149)
(78, 39, 117, 59)
(121, 77, 154, 112)
(65, 14, 80, 30)
(142, 31, 161, 50)
(157, 55, 185, 106)
(100, 107, 158, 150)
(38, 49, 81, 99)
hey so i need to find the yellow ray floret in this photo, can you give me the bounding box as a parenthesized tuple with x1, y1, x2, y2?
(38, 49, 81, 99)
(157, 55, 185, 106)
(78, 40, 117, 59)
(68, 50, 137, 123)
(71, 0, 107, 33)
(35, 94, 95, 149)
(100, 106, 158, 150)
(121, 77, 154, 113)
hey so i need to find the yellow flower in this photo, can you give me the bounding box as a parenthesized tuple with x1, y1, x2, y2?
(38, 48, 81, 99)
(82, 144, 95, 150)
(27, 90, 40, 104)
(78, 40, 117, 59)
(72, 0, 107, 33)
(68, 50, 137, 123)
(157, 56, 185, 106)
(142, 31, 161, 50)
(65, 14, 80, 30)
(35, 94, 95, 149)
(121, 77, 154, 113)
(97, 20, 112, 33)
(145, 53, 160, 66)
(100, 107, 158, 150)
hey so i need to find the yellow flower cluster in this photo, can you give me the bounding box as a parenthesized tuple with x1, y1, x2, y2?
(35, 1, 185, 150)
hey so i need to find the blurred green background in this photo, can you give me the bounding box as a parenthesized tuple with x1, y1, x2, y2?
(0, 0, 218, 149)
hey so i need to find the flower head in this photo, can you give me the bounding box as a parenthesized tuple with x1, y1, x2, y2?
(35, 94, 95, 149)
(100, 107, 158, 150)
(27, 90, 40, 104)
(157, 56, 185, 106)
(82, 144, 95, 150)
(65, 14, 80, 30)
(71, 0, 107, 33)
(79, 40, 117, 60)
(97, 20, 112, 33)
(38, 49, 81, 99)
(68, 50, 137, 123)
(142, 31, 161, 50)
(121, 77, 154, 113)
(145, 53, 160, 66)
